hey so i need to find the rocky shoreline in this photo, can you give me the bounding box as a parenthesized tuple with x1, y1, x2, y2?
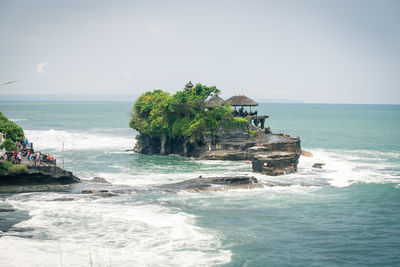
(0, 163, 80, 188)
(134, 128, 302, 176)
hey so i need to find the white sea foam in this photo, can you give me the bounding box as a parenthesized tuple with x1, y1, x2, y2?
(79, 147, 399, 189)
(1, 193, 231, 266)
(24, 129, 135, 151)
(294, 148, 400, 187)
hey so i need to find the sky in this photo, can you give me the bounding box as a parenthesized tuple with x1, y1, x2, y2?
(0, 0, 399, 104)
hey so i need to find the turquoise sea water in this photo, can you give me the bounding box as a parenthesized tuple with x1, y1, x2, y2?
(0, 101, 399, 266)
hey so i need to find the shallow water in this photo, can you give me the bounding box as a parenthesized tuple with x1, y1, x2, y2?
(0, 101, 399, 266)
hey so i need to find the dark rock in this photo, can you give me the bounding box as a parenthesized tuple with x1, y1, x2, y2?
(252, 152, 300, 176)
(0, 164, 80, 186)
(199, 151, 249, 160)
(0, 208, 15, 212)
(81, 189, 109, 194)
(312, 163, 325, 169)
(91, 177, 111, 184)
(52, 198, 74, 201)
(133, 122, 302, 176)
(156, 176, 263, 192)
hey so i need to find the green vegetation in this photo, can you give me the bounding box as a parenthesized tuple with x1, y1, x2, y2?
(249, 129, 257, 137)
(8, 164, 28, 174)
(0, 111, 25, 151)
(0, 161, 27, 175)
(130, 83, 234, 141)
(223, 117, 248, 135)
(0, 138, 17, 152)
(0, 161, 13, 175)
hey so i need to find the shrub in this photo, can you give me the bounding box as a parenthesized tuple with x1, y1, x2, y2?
(0, 161, 13, 171)
(0, 111, 25, 142)
(0, 138, 18, 152)
(249, 129, 257, 137)
(8, 164, 28, 174)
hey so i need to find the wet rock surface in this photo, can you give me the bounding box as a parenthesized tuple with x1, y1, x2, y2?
(134, 123, 302, 177)
(312, 163, 325, 169)
(156, 176, 263, 192)
(90, 177, 111, 184)
(252, 152, 300, 176)
(0, 203, 30, 236)
(0, 164, 80, 193)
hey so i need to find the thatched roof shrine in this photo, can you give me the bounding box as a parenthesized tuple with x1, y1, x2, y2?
(205, 96, 226, 108)
(226, 94, 258, 106)
(184, 81, 194, 91)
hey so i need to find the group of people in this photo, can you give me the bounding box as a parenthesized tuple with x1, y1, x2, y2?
(10, 151, 23, 164)
(14, 139, 30, 151)
(233, 107, 258, 117)
(6, 138, 56, 166)
(26, 151, 56, 165)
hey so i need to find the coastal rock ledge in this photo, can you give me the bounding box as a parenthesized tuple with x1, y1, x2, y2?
(0, 164, 80, 186)
(134, 130, 301, 176)
(157, 176, 263, 192)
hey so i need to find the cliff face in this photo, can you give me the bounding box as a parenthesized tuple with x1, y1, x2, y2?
(0, 164, 80, 185)
(133, 122, 302, 176)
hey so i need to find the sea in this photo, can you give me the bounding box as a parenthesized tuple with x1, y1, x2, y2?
(0, 101, 399, 266)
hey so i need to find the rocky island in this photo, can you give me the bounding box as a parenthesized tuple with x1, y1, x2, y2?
(131, 82, 301, 176)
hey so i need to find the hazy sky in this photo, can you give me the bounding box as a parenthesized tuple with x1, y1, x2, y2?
(1, 0, 399, 104)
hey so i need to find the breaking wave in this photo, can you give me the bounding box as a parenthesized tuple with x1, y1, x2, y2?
(1, 193, 231, 266)
(24, 129, 135, 151)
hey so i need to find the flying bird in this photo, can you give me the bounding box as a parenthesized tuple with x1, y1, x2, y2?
(0, 80, 21, 87)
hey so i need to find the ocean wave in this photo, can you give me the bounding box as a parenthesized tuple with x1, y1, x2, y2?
(295, 148, 400, 187)
(76, 147, 400, 190)
(24, 129, 135, 151)
(2, 193, 231, 266)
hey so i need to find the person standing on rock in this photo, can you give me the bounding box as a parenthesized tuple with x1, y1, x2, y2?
(17, 152, 22, 164)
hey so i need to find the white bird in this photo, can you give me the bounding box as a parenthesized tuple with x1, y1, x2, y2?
(0, 80, 21, 87)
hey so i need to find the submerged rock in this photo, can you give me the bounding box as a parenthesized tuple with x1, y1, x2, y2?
(90, 177, 111, 184)
(312, 163, 325, 169)
(302, 150, 313, 157)
(156, 176, 263, 192)
(81, 189, 110, 194)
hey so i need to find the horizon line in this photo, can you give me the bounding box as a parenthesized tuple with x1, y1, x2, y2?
(0, 95, 398, 105)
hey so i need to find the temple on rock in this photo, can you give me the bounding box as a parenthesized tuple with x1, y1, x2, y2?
(202, 88, 269, 131)
(184, 81, 194, 91)
(132, 81, 301, 176)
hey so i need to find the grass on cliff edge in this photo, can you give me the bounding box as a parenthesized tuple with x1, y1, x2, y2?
(0, 161, 28, 175)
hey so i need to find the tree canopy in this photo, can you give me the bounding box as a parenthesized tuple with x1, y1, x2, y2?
(130, 83, 233, 141)
(0, 111, 25, 151)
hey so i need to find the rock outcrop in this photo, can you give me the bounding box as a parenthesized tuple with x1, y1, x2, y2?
(156, 176, 263, 192)
(252, 152, 300, 176)
(312, 163, 325, 169)
(0, 164, 80, 185)
(134, 118, 302, 176)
